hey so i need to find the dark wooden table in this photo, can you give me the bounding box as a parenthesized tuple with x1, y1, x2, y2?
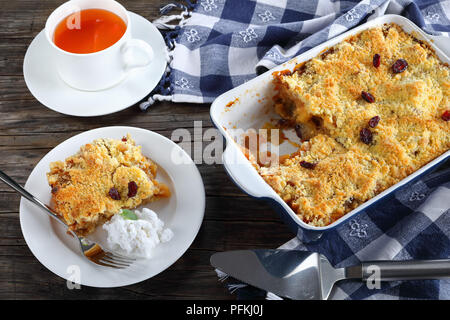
(0, 0, 293, 299)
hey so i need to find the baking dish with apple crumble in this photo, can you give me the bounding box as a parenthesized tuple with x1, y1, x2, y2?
(210, 15, 450, 241)
(264, 23, 450, 227)
(47, 134, 170, 236)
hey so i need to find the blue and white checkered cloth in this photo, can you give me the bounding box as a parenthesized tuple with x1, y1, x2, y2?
(216, 166, 450, 300)
(140, 0, 450, 109)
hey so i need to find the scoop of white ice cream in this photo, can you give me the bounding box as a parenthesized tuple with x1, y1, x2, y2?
(102, 208, 173, 259)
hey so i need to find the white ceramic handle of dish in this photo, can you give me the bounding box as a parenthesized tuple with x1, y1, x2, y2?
(222, 144, 272, 198)
(121, 39, 154, 71)
(428, 35, 450, 57)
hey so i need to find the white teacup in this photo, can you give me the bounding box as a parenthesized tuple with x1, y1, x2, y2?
(45, 0, 153, 91)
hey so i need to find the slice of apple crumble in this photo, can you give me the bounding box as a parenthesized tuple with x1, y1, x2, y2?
(46, 134, 170, 236)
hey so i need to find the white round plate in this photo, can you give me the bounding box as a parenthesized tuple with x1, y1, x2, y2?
(23, 12, 167, 117)
(20, 127, 205, 288)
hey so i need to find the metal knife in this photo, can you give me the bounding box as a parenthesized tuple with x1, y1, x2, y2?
(210, 249, 450, 300)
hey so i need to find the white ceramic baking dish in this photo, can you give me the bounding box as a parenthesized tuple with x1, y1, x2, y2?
(210, 15, 450, 242)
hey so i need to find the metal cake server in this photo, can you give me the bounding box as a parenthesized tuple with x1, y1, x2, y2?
(210, 249, 450, 300)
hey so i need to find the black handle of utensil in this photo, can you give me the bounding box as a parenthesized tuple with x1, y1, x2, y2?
(346, 259, 450, 281)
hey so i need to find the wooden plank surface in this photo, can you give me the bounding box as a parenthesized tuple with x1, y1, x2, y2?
(0, 0, 293, 299)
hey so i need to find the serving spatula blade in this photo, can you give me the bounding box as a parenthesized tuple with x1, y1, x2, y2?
(210, 249, 345, 300)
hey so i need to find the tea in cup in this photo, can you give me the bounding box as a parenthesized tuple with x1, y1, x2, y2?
(53, 8, 127, 54)
(45, 0, 153, 91)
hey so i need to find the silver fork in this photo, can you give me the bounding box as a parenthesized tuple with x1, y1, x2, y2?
(0, 169, 135, 269)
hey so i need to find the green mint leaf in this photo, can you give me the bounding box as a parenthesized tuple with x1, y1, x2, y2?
(120, 209, 138, 220)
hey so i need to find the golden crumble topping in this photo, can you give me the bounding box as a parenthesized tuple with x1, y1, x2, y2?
(46, 134, 170, 235)
(261, 23, 449, 227)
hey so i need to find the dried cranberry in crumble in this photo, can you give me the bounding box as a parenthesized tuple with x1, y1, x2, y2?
(294, 124, 302, 139)
(300, 161, 316, 169)
(360, 128, 373, 144)
(51, 186, 59, 194)
(368, 116, 380, 128)
(361, 91, 375, 103)
(373, 54, 380, 68)
(127, 181, 138, 198)
(392, 59, 408, 73)
(108, 187, 121, 200)
(442, 110, 450, 121)
(311, 116, 322, 127)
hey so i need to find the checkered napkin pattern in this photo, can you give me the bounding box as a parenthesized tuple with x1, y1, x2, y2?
(215, 166, 450, 300)
(140, 0, 450, 109)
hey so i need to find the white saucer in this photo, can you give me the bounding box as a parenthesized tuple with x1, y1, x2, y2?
(20, 127, 205, 287)
(23, 12, 167, 117)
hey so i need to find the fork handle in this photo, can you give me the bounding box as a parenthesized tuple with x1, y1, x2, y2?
(346, 259, 450, 281)
(0, 169, 68, 228)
